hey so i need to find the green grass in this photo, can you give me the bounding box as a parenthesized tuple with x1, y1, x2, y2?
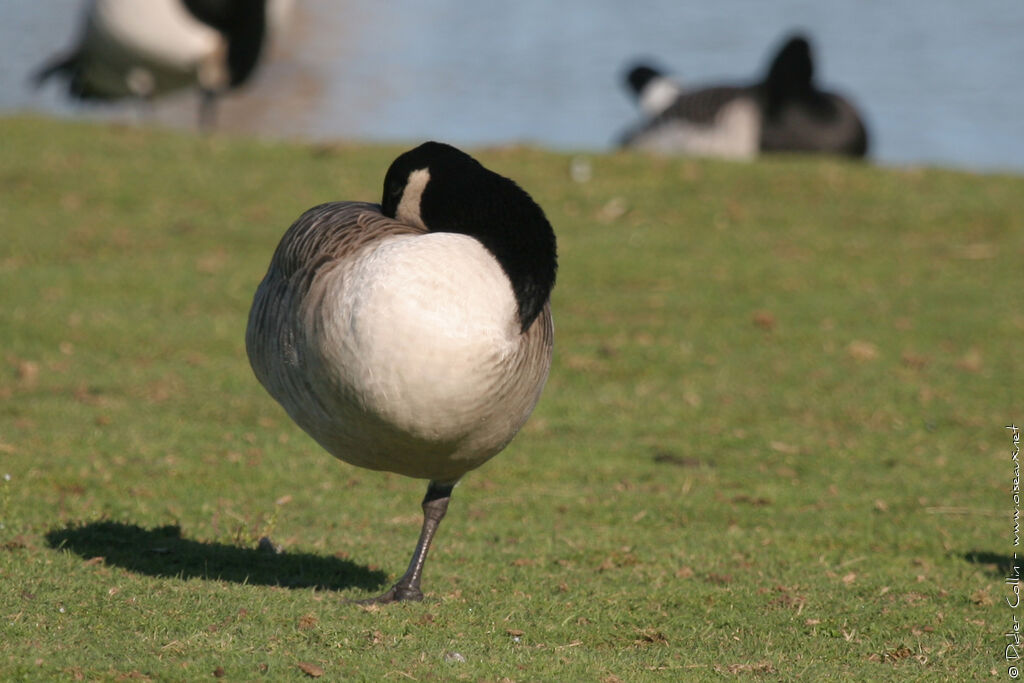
(0, 115, 1020, 680)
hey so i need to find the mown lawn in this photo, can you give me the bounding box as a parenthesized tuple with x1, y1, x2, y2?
(0, 116, 1020, 680)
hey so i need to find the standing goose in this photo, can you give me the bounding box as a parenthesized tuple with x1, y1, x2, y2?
(32, 0, 290, 129)
(619, 33, 869, 159)
(246, 142, 557, 603)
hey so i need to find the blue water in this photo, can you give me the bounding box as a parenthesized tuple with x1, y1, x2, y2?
(3, 0, 1023, 172)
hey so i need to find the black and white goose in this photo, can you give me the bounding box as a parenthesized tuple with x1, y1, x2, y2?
(625, 64, 684, 118)
(32, 0, 290, 128)
(246, 142, 557, 603)
(619, 34, 869, 159)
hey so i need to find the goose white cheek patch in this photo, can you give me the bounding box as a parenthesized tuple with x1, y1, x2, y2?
(396, 168, 430, 231)
(640, 77, 683, 116)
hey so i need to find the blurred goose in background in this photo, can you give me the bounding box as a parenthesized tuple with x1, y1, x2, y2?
(620, 33, 869, 160)
(246, 142, 557, 603)
(32, 0, 292, 129)
(626, 64, 684, 118)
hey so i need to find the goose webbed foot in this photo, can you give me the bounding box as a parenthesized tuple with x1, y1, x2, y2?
(352, 480, 454, 605)
(354, 582, 423, 605)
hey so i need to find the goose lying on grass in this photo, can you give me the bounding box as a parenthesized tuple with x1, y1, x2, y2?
(620, 33, 869, 159)
(246, 142, 557, 603)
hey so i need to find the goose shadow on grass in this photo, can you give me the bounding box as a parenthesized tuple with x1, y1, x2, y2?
(963, 550, 1018, 577)
(45, 520, 388, 592)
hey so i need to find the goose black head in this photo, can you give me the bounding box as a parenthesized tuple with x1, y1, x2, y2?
(381, 142, 557, 333)
(625, 64, 663, 97)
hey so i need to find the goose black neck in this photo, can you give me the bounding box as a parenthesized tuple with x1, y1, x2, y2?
(764, 36, 813, 92)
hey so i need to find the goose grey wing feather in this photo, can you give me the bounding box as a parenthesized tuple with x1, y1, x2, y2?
(619, 85, 748, 146)
(662, 85, 749, 124)
(245, 201, 424, 404)
(259, 201, 424, 282)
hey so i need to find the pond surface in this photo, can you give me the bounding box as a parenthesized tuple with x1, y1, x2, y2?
(3, 0, 1022, 172)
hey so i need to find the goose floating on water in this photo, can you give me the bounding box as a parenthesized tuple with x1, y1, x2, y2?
(246, 142, 557, 603)
(32, 0, 290, 129)
(620, 34, 869, 159)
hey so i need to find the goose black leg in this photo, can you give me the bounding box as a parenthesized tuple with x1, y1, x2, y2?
(360, 481, 454, 604)
(198, 89, 218, 133)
